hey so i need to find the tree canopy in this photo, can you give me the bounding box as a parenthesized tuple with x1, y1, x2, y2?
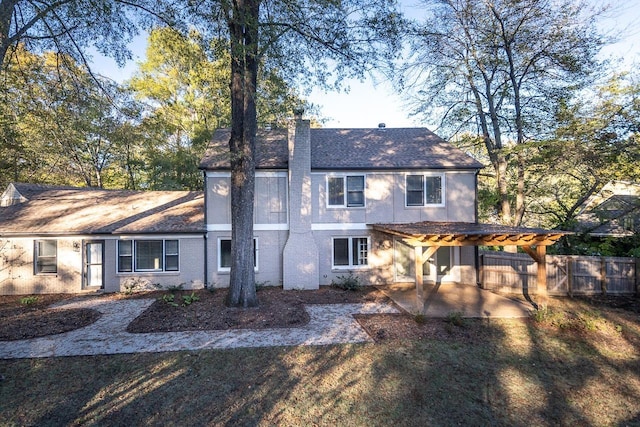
(0, 0, 179, 71)
(401, 0, 607, 227)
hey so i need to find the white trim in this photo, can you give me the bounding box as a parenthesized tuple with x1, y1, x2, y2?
(404, 172, 446, 208)
(2, 234, 203, 240)
(34, 239, 58, 275)
(331, 236, 370, 269)
(312, 170, 475, 175)
(206, 171, 287, 178)
(255, 224, 289, 231)
(207, 224, 232, 232)
(206, 171, 231, 178)
(256, 171, 287, 178)
(325, 173, 367, 209)
(217, 237, 259, 273)
(207, 224, 289, 232)
(312, 223, 370, 231)
(116, 238, 181, 274)
(115, 234, 203, 240)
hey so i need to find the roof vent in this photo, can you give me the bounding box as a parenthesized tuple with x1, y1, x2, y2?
(378, 123, 386, 129)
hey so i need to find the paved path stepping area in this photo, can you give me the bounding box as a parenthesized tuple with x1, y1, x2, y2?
(0, 298, 400, 359)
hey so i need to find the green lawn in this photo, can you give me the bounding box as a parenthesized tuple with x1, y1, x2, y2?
(1, 301, 639, 426)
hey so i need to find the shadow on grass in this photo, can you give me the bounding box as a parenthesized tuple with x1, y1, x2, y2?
(0, 300, 639, 425)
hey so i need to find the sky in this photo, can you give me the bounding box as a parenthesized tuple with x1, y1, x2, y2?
(91, 0, 640, 129)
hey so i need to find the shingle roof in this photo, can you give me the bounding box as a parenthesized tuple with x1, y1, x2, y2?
(199, 129, 289, 170)
(199, 127, 484, 170)
(0, 184, 204, 235)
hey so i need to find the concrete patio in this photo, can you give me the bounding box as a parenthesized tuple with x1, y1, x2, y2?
(377, 282, 534, 318)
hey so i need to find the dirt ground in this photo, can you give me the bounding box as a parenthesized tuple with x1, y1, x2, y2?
(1, 286, 639, 342)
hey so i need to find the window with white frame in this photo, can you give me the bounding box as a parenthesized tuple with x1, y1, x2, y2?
(406, 174, 444, 206)
(327, 175, 365, 207)
(117, 239, 179, 273)
(218, 238, 257, 271)
(332, 237, 369, 268)
(35, 240, 57, 274)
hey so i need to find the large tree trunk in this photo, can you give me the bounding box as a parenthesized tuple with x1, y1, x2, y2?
(0, 0, 17, 70)
(226, 0, 260, 308)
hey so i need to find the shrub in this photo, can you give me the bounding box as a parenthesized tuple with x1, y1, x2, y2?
(161, 293, 179, 307)
(413, 314, 427, 324)
(330, 273, 362, 291)
(182, 292, 200, 306)
(20, 296, 39, 305)
(445, 311, 465, 327)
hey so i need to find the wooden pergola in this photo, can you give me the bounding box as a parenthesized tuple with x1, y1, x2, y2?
(371, 221, 569, 306)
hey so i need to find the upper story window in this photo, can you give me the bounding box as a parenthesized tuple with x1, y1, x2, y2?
(327, 175, 365, 208)
(406, 174, 444, 206)
(35, 240, 57, 274)
(218, 238, 258, 272)
(332, 237, 369, 268)
(117, 239, 179, 273)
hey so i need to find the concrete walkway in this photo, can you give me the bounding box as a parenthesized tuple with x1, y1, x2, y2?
(377, 282, 534, 317)
(0, 298, 400, 360)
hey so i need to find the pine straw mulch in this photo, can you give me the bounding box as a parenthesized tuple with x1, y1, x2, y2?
(1, 286, 639, 343)
(0, 294, 101, 341)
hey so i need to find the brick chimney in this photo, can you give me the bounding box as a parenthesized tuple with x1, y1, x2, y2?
(282, 115, 319, 290)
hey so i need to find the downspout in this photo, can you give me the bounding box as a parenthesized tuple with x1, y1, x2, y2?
(202, 169, 209, 289)
(474, 169, 480, 287)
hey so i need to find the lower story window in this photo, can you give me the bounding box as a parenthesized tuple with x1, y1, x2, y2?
(35, 240, 57, 274)
(333, 237, 369, 268)
(218, 238, 257, 271)
(117, 239, 179, 273)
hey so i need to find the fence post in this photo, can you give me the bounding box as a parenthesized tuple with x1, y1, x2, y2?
(479, 253, 485, 289)
(567, 257, 573, 298)
(635, 258, 640, 296)
(600, 257, 607, 295)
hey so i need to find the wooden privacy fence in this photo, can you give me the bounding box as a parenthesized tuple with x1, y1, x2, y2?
(479, 251, 639, 296)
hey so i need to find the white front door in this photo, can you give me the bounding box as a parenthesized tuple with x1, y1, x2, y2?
(84, 241, 104, 289)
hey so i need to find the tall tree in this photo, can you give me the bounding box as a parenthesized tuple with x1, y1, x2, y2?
(187, 0, 402, 307)
(401, 0, 606, 226)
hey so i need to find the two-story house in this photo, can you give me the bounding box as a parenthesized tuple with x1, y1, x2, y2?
(199, 118, 485, 290)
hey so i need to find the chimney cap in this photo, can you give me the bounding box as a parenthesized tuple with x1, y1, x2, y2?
(293, 107, 305, 119)
(378, 123, 386, 129)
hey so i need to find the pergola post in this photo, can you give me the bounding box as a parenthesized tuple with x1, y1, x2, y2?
(537, 245, 548, 304)
(413, 245, 439, 313)
(414, 246, 424, 312)
(522, 244, 548, 306)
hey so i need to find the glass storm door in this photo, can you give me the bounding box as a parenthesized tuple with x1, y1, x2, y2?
(84, 241, 104, 289)
(424, 247, 459, 283)
(425, 247, 452, 283)
(394, 239, 414, 282)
